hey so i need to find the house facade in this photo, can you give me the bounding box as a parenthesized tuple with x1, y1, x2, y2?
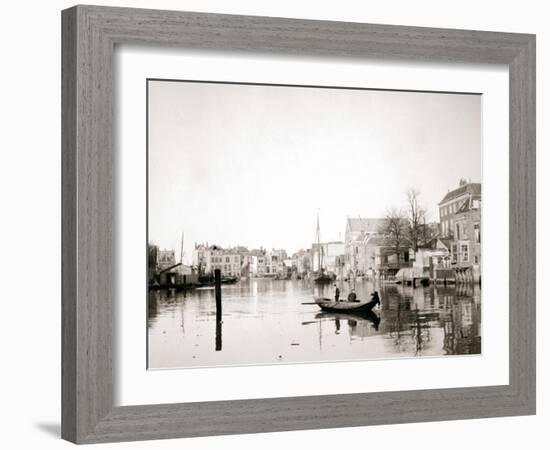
(267, 249, 288, 276)
(372, 242, 412, 277)
(438, 182, 481, 238)
(437, 182, 482, 283)
(290, 249, 312, 277)
(249, 254, 267, 277)
(450, 199, 481, 270)
(192, 243, 241, 278)
(344, 217, 385, 276)
(210, 251, 241, 278)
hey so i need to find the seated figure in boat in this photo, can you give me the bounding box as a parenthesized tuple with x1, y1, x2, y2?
(347, 289, 357, 302)
(370, 291, 381, 307)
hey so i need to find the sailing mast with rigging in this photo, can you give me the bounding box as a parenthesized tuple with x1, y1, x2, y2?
(313, 212, 332, 284)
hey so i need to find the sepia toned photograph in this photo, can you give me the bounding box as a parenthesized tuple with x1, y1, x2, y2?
(147, 79, 482, 369)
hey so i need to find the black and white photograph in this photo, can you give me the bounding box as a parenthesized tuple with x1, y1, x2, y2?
(1, 0, 544, 447)
(147, 79, 482, 369)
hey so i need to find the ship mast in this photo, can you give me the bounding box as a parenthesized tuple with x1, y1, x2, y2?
(180, 231, 184, 264)
(316, 212, 322, 273)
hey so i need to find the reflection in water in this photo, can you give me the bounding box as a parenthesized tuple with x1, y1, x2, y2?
(215, 320, 222, 352)
(147, 279, 481, 369)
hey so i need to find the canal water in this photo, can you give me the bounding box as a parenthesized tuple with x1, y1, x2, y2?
(147, 279, 481, 369)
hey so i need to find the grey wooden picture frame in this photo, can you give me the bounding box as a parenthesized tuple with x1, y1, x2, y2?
(61, 4, 536, 444)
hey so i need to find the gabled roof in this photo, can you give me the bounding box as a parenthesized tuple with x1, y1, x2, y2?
(230, 245, 249, 253)
(439, 183, 481, 205)
(364, 235, 387, 246)
(347, 218, 386, 234)
(437, 238, 453, 250)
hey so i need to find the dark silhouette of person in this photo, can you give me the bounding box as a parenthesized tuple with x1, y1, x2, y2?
(334, 284, 340, 302)
(371, 291, 381, 307)
(347, 289, 357, 302)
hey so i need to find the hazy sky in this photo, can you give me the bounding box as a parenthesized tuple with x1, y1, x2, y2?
(148, 80, 481, 262)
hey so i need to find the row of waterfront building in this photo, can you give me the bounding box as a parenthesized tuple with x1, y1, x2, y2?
(148, 181, 482, 285)
(340, 181, 481, 283)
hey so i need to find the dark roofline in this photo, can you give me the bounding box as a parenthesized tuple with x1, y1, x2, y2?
(438, 182, 481, 205)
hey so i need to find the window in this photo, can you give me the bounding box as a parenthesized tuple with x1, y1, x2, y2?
(455, 223, 461, 240)
(474, 224, 480, 243)
(474, 255, 479, 264)
(452, 244, 458, 263)
(461, 244, 469, 262)
(225, 257, 230, 263)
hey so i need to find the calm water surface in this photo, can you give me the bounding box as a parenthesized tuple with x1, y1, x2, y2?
(147, 279, 481, 369)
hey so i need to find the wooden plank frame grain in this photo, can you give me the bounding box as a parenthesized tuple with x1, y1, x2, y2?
(61, 5, 536, 444)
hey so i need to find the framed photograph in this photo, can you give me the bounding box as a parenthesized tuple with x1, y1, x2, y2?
(62, 5, 536, 444)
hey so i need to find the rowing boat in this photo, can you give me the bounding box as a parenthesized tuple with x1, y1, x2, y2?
(314, 297, 380, 312)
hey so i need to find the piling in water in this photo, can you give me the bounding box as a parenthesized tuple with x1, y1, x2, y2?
(215, 320, 222, 351)
(214, 269, 222, 351)
(215, 269, 222, 322)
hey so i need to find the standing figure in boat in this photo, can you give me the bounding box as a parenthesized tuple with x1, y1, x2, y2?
(333, 284, 340, 302)
(370, 291, 381, 308)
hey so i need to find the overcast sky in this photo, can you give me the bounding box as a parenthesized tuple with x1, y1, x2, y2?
(148, 80, 481, 262)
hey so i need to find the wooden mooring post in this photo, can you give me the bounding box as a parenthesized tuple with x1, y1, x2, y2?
(214, 269, 222, 351)
(215, 269, 222, 321)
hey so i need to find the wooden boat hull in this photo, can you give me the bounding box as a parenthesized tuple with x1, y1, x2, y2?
(314, 297, 379, 312)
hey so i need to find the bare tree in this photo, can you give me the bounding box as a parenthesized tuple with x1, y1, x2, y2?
(381, 208, 407, 265)
(405, 188, 426, 252)
(420, 218, 438, 247)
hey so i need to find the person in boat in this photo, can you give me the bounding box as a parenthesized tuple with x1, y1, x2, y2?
(347, 289, 357, 302)
(333, 284, 340, 302)
(371, 291, 381, 307)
